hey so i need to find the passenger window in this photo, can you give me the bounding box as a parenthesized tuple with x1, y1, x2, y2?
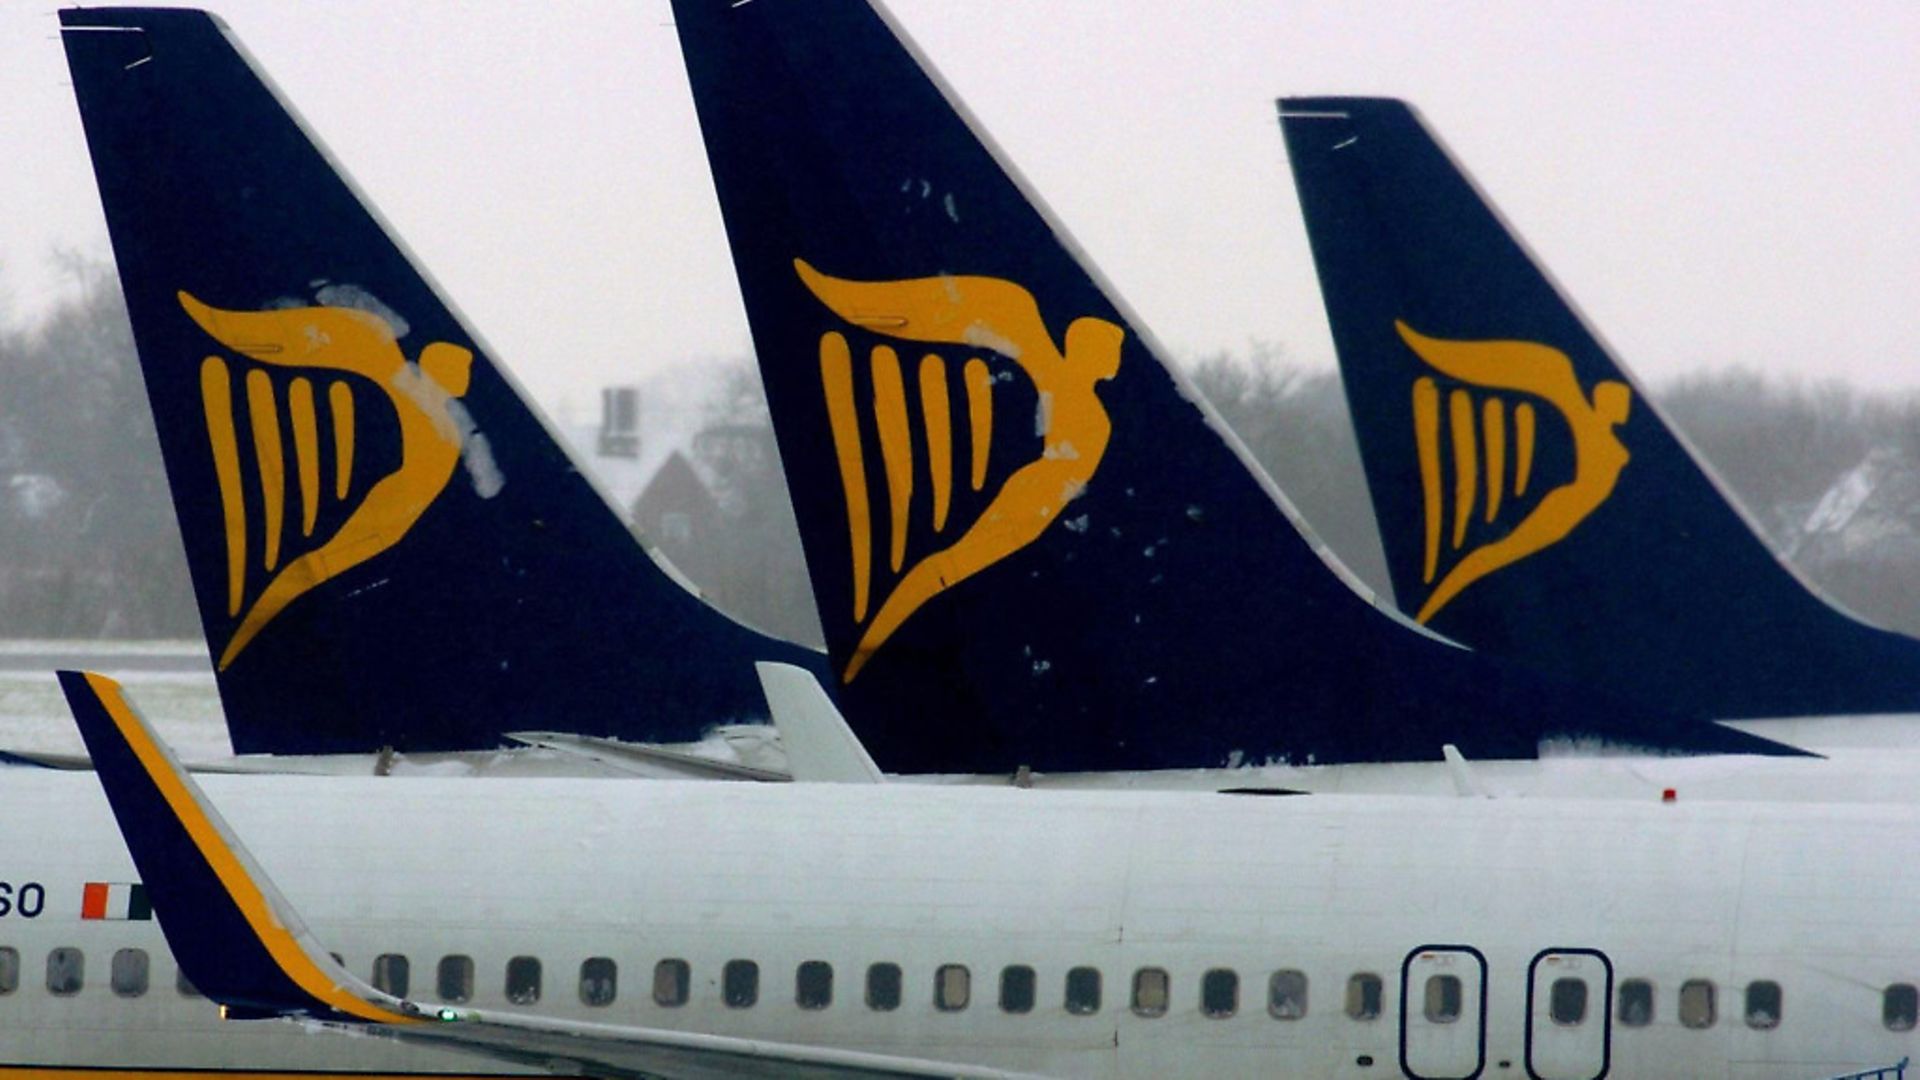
(1550, 977, 1587, 1026)
(796, 960, 832, 1010)
(723, 960, 759, 1009)
(372, 954, 409, 998)
(579, 957, 617, 1007)
(1886, 984, 1919, 1032)
(1744, 980, 1781, 1030)
(0, 947, 17, 994)
(505, 956, 541, 1005)
(934, 964, 970, 1012)
(46, 947, 83, 996)
(1346, 972, 1383, 1021)
(865, 962, 902, 1011)
(999, 965, 1035, 1014)
(1201, 968, 1238, 1019)
(1679, 979, 1716, 1029)
(652, 959, 690, 1007)
(437, 955, 474, 1003)
(1131, 967, 1169, 1018)
(1065, 967, 1101, 1016)
(110, 948, 149, 998)
(1268, 969, 1307, 1020)
(1424, 975, 1462, 1023)
(1617, 978, 1654, 1027)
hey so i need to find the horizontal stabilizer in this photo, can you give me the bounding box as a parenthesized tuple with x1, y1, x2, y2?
(504, 731, 791, 782)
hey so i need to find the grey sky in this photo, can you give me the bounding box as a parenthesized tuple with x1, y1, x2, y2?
(2, 1, 1916, 419)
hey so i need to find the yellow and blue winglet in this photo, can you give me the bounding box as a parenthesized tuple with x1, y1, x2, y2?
(56, 670, 419, 1026)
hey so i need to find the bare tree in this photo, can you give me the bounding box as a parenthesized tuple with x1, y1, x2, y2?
(0, 256, 195, 637)
(1186, 344, 1389, 595)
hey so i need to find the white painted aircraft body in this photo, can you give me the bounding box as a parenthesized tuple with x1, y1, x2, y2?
(2, 767, 1916, 1079)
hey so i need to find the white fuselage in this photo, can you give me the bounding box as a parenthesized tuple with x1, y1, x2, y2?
(0, 769, 1914, 1079)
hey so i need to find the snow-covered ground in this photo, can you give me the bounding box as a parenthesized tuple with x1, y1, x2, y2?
(0, 639, 210, 659)
(0, 642, 228, 760)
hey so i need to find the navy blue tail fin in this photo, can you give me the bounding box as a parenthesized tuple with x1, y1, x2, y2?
(1281, 97, 1920, 721)
(670, 0, 1796, 771)
(60, 8, 824, 755)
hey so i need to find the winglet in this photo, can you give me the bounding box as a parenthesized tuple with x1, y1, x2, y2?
(1440, 744, 1493, 799)
(56, 670, 420, 1026)
(756, 662, 884, 783)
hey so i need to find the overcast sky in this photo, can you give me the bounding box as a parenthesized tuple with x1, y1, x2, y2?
(2, 1, 1916, 418)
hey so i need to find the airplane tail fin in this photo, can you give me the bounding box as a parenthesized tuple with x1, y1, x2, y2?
(671, 2, 1796, 769)
(1281, 96, 1920, 719)
(59, 8, 824, 754)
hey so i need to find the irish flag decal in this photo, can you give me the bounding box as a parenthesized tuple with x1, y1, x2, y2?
(81, 882, 151, 921)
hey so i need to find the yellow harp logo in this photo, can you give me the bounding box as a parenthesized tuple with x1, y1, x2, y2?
(1398, 320, 1631, 624)
(794, 260, 1124, 682)
(182, 292, 474, 669)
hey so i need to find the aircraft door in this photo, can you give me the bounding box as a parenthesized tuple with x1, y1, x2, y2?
(1400, 945, 1487, 1080)
(1524, 949, 1612, 1080)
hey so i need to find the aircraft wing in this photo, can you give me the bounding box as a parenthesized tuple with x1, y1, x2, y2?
(55, 670, 1048, 1080)
(317, 1011, 1043, 1080)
